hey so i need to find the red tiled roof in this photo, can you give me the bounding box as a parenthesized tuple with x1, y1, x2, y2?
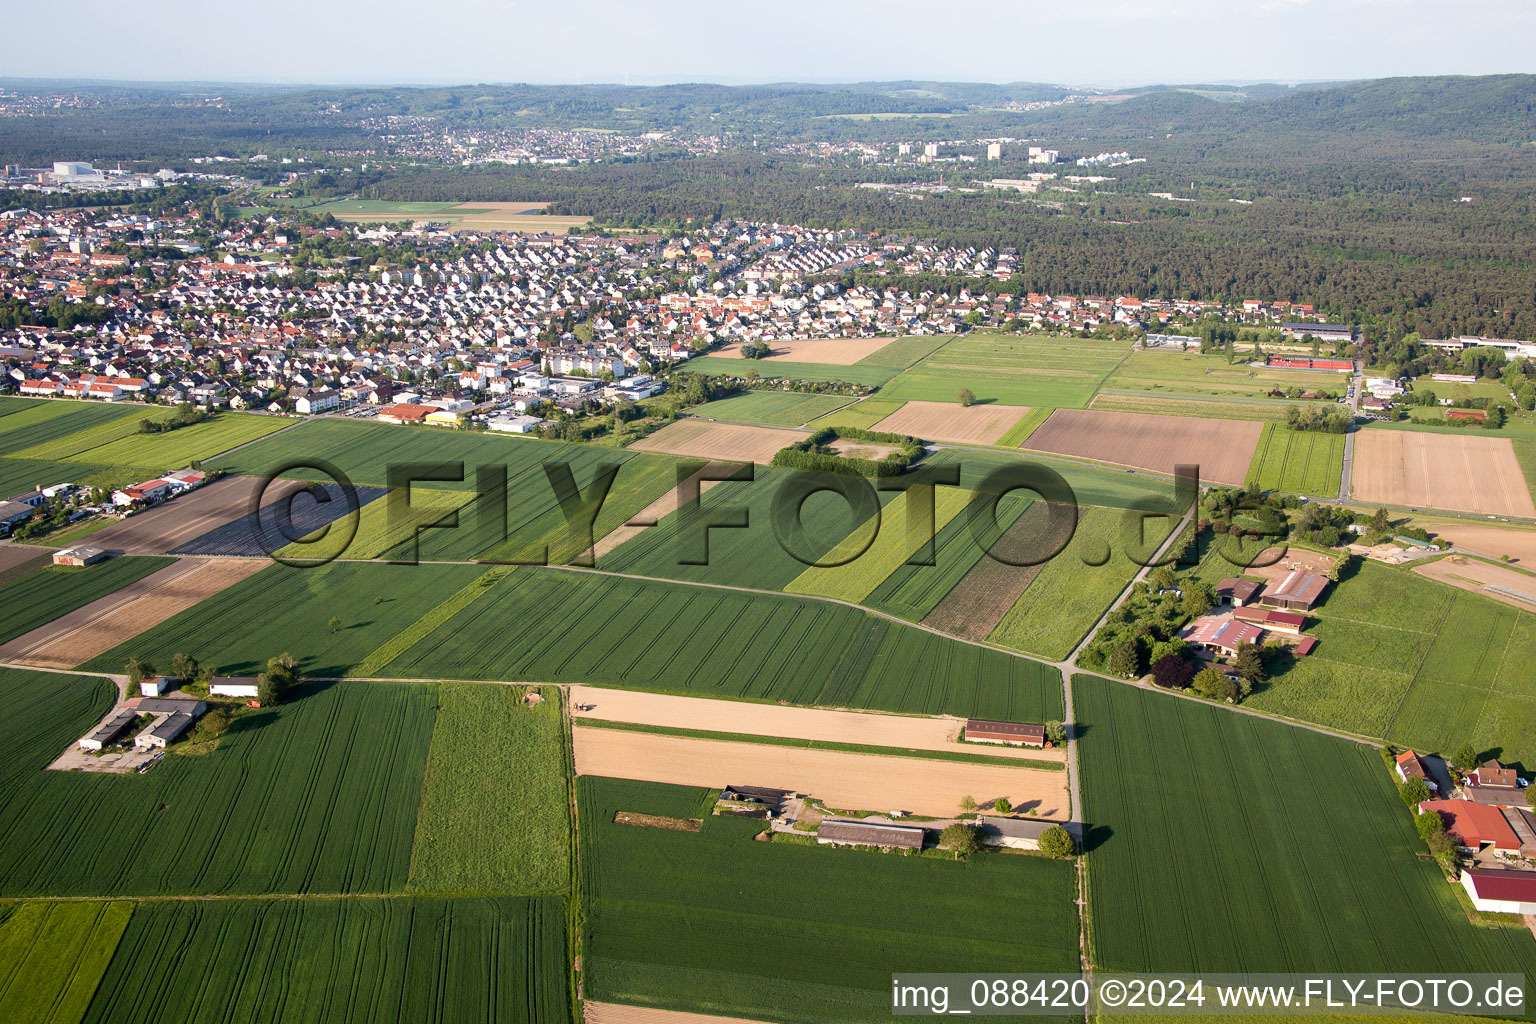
(1421, 800, 1521, 851)
(1464, 868, 1536, 903)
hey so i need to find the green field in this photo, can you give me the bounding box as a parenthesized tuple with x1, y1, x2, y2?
(0, 902, 132, 1024)
(853, 335, 952, 368)
(1103, 349, 1348, 400)
(407, 683, 570, 895)
(806, 397, 907, 431)
(278, 486, 476, 560)
(1409, 375, 1514, 403)
(989, 506, 1177, 660)
(690, 391, 854, 426)
(579, 776, 1079, 1023)
(1245, 422, 1346, 496)
(879, 333, 1132, 408)
(83, 560, 484, 678)
(308, 199, 464, 217)
(0, 556, 174, 646)
(14, 408, 283, 465)
(1077, 676, 1536, 976)
(379, 566, 1065, 721)
(0, 670, 433, 896)
(1087, 392, 1301, 421)
(80, 896, 570, 1024)
(0, 400, 143, 458)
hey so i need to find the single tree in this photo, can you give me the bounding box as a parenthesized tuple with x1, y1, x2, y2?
(993, 797, 1012, 815)
(959, 794, 977, 812)
(1451, 742, 1479, 773)
(1232, 642, 1265, 684)
(169, 652, 198, 682)
(329, 616, 342, 634)
(939, 823, 983, 860)
(1181, 581, 1217, 619)
(1107, 639, 1141, 679)
(958, 388, 976, 407)
(1149, 565, 1177, 592)
(1398, 777, 1431, 808)
(1416, 809, 1446, 841)
(1191, 666, 1238, 701)
(1037, 825, 1075, 858)
(1044, 720, 1067, 745)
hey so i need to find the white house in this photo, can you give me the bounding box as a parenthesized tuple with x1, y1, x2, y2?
(487, 414, 547, 434)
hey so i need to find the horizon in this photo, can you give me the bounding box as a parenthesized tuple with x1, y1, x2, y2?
(2, 0, 1531, 88)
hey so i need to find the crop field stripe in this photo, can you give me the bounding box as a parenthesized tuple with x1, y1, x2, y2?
(350, 566, 514, 678)
(0, 400, 145, 459)
(0, 901, 134, 1024)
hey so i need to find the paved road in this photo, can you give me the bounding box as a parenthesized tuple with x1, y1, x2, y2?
(1338, 363, 1362, 500)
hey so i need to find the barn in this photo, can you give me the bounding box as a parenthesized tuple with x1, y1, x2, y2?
(1461, 869, 1536, 916)
(817, 819, 925, 851)
(1259, 569, 1328, 611)
(980, 817, 1080, 852)
(964, 719, 1046, 747)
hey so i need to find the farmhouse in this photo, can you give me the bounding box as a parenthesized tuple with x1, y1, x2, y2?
(964, 719, 1046, 747)
(1460, 869, 1536, 915)
(1232, 606, 1305, 635)
(980, 816, 1078, 852)
(138, 676, 172, 697)
(1394, 750, 1438, 793)
(1259, 569, 1328, 611)
(112, 478, 173, 506)
(816, 819, 925, 851)
(52, 546, 108, 567)
(1470, 760, 1521, 790)
(1181, 615, 1266, 657)
(209, 676, 261, 698)
(78, 709, 138, 750)
(1216, 578, 1262, 607)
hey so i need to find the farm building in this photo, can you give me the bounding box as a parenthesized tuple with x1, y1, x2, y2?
(1232, 606, 1306, 635)
(1216, 578, 1262, 607)
(964, 719, 1046, 747)
(138, 676, 173, 698)
(1280, 323, 1354, 344)
(112, 478, 173, 506)
(980, 817, 1079, 852)
(79, 709, 139, 750)
(487, 414, 548, 434)
(1460, 869, 1536, 915)
(1258, 569, 1328, 611)
(1420, 800, 1521, 854)
(376, 403, 439, 425)
(209, 677, 261, 698)
(52, 546, 108, 567)
(1181, 616, 1266, 657)
(1394, 750, 1438, 793)
(135, 711, 198, 749)
(816, 819, 925, 851)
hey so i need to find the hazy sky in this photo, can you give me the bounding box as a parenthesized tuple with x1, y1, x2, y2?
(2, 0, 1532, 87)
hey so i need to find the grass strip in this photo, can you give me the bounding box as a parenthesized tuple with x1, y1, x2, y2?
(348, 565, 513, 677)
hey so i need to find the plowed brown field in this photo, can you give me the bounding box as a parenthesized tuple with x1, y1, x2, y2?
(629, 420, 804, 464)
(871, 400, 1030, 445)
(84, 475, 308, 555)
(1023, 408, 1262, 485)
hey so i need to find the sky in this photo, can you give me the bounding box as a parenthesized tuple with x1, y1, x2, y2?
(2, 0, 1532, 87)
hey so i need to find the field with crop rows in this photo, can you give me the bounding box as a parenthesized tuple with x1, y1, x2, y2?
(0, 672, 434, 896)
(408, 683, 570, 895)
(1390, 592, 1536, 767)
(379, 566, 1064, 721)
(0, 399, 143, 457)
(690, 391, 854, 426)
(680, 355, 899, 386)
(0, 901, 132, 1024)
(173, 483, 390, 557)
(1076, 676, 1536, 976)
(989, 506, 1177, 660)
(1088, 392, 1300, 421)
(82, 560, 484, 678)
(277, 486, 476, 561)
(1245, 422, 1346, 495)
(0, 556, 174, 646)
(880, 333, 1131, 408)
(81, 896, 571, 1024)
(863, 493, 1034, 621)
(579, 776, 1078, 1023)
(0, 457, 111, 498)
(852, 334, 951, 368)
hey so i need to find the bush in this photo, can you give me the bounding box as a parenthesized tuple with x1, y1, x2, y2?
(1416, 809, 1446, 840)
(993, 797, 1012, 815)
(1150, 654, 1194, 690)
(1397, 777, 1431, 808)
(1191, 666, 1238, 701)
(939, 823, 983, 859)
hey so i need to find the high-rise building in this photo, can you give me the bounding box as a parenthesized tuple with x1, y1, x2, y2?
(986, 143, 1003, 160)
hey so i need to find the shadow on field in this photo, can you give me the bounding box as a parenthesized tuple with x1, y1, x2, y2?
(1079, 823, 1113, 853)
